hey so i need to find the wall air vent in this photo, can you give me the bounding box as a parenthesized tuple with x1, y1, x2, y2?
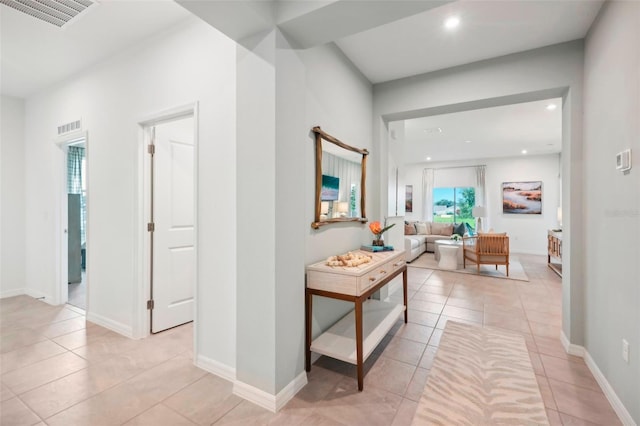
(0, 0, 94, 28)
(57, 119, 82, 136)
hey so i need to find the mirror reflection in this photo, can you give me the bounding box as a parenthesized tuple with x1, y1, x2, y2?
(320, 149, 362, 220)
(311, 126, 368, 229)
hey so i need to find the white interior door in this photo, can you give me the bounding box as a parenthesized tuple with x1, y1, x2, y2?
(151, 116, 195, 333)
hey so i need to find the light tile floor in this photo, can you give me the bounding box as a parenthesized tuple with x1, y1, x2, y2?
(0, 254, 622, 425)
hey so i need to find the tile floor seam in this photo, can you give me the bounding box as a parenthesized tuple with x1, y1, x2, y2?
(36, 352, 190, 421)
(545, 374, 607, 395)
(0, 349, 67, 377)
(39, 353, 203, 424)
(13, 393, 46, 424)
(203, 397, 245, 425)
(122, 402, 196, 425)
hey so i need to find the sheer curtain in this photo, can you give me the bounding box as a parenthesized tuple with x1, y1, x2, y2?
(67, 146, 86, 245)
(422, 168, 434, 221)
(322, 152, 361, 217)
(475, 165, 486, 228)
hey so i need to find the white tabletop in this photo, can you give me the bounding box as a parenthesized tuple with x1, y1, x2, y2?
(434, 239, 462, 246)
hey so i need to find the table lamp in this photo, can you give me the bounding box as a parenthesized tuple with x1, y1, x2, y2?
(557, 206, 562, 229)
(320, 201, 329, 221)
(472, 206, 486, 233)
(337, 202, 349, 218)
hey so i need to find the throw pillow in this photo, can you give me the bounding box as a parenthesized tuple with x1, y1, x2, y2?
(453, 223, 466, 237)
(464, 222, 475, 236)
(415, 222, 428, 235)
(423, 221, 432, 234)
(404, 223, 416, 235)
(430, 222, 453, 236)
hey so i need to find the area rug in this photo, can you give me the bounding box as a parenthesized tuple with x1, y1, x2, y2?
(408, 252, 529, 282)
(412, 321, 549, 425)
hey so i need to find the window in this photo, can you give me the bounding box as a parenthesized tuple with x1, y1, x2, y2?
(433, 187, 475, 225)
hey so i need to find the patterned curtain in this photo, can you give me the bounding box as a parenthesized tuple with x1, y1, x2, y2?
(422, 168, 434, 221)
(67, 146, 86, 245)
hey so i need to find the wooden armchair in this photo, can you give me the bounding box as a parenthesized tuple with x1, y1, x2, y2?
(462, 234, 510, 276)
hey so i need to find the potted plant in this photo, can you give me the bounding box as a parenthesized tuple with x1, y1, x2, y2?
(369, 218, 395, 246)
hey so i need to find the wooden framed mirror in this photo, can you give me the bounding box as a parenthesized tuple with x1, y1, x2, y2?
(311, 126, 368, 229)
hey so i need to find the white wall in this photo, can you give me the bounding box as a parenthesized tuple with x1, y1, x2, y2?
(404, 154, 560, 254)
(23, 18, 237, 369)
(233, 33, 373, 397)
(583, 2, 640, 423)
(373, 41, 585, 346)
(275, 39, 373, 392)
(236, 30, 278, 394)
(1, 95, 26, 297)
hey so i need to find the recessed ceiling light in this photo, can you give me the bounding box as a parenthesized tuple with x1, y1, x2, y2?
(444, 16, 460, 30)
(546, 104, 557, 111)
(426, 156, 432, 161)
(465, 140, 472, 144)
(522, 149, 528, 154)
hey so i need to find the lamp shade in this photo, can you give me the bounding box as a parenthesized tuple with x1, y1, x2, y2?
(557, 206, 562, 225)
(320, 201, 329, 215)
(472, 206, 486, 217)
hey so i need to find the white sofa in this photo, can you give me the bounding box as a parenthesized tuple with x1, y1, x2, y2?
(404, 222, 463, 262)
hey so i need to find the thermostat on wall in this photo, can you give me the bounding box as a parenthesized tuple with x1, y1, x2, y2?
(616, 149, 631, 172)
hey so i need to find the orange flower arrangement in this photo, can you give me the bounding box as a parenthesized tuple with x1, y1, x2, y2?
(369, 219, 395, 246)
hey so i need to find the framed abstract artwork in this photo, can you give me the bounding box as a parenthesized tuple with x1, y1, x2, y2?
(502, 181, 542, 214)
(405, 185, 413, 212)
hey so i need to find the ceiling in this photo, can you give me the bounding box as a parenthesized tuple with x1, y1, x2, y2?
(397, 97, 563, 164)
(336, 0, 604, 83)
(1, 0, 601, 162)
(0, 0, 192, 97)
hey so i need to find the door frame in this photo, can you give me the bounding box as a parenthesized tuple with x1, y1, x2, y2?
(134, 103, 199, 341)
(55, 132, 89, 308)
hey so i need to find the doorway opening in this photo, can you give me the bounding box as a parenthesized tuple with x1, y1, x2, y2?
(63, 137, 88, 310)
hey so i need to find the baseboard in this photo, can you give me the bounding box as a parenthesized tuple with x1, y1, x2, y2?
(233, 371, 307, 413)
(195, 354, 236, 382)
(275, 371, 308, 412)
(86, 311, 133, 338)
(583, 351, 637, 426)
(510, 249, 547, 256)
(0, 288, 26, 299)
(25, 288, 58, 305)
(560, 330, 585, 357)
(560, 331, 636, 425)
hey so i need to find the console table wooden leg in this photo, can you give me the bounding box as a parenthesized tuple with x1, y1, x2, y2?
(305, 289, 312, 372)
(355, 299, 364, 391)
(403, 268, 408, 323)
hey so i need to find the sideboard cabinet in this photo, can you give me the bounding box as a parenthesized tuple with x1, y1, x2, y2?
(547, 230, 562, 277)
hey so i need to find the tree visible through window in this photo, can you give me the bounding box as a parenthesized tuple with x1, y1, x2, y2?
(433, 187, 475, 226)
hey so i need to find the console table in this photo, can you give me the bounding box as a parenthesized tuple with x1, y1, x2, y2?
(547, 230, 562, 277)
(305, 250, 407, 391)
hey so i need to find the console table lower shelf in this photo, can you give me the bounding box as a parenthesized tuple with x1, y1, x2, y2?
(310, 300, 405, 364)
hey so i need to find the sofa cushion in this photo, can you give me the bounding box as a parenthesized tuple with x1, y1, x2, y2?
(404, 223, 416, 235)
(406, 235, 427, 244)
(453, 223, 466, 237)
(415, 222, 428, 234)
(431, 222, 453, 236)
(406, 237, 420, 249)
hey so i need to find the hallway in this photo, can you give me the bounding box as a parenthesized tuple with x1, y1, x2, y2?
(0, 254, 621, 425)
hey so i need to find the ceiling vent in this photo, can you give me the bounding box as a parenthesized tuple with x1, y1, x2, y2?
(57, 119, 82, 136)
(0, 0, 94, 28)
